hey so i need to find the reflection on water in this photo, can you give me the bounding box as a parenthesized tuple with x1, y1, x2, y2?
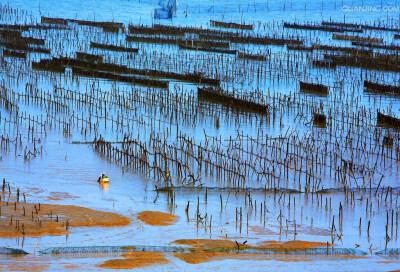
(99, 181, 109, 192)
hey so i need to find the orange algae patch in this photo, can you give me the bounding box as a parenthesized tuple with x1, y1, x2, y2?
(173, 239, 328, 252)
(172, 239, 253, 264)
(137, 211, 178, 226)
(375, 260, 399, 264)
(97, 252, 168, 269)
(260, 240, 330, 249)
(62, 264, 80, 270)
(171, 239, 332, 264)
(259, 240, 281, 244)
(120, 246, 137, 250)
(25, 187, 45, 195)
(0, 201, 130, 237)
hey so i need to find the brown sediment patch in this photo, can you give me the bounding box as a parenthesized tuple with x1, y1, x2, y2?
(45, 192, 80, 201)
(25, 187, 45, 194)
(120, 246, 137, 251)
(257, 240, 281, 245)
(137, 211, 178, 226)
(62, 264, 80, 270)
(375, 260, 399, 264)
(97, 252, 168, 269)
(260, 240, 330, 249)
(172, 239, 328, 251)
(171, 239, 334, 264)
(0, 201, 130, 237)
(172, 239, 247, 250)
(249, 225, 278, 235)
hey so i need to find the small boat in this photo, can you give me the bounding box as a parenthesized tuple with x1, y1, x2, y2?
(98, 172, 109, 183)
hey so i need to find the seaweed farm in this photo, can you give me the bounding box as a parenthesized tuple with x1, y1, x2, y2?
(1, 0, 400, 271)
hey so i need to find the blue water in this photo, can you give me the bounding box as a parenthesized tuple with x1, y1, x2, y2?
(4, 0, 400, 27)
(0, 0, 400, 271)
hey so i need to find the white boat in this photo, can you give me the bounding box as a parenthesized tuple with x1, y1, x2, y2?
(155, 0, 178, 19)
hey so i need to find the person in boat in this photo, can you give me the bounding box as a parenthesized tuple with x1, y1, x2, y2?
(98, 172, 109, 182)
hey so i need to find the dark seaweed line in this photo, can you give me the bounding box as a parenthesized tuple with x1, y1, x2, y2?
(90, 41, 139, 53)
(55, 57, 219, 86)
(197, 86, 269, 115)
(71, 67, 169, 89)
(39, 245, 191, 254)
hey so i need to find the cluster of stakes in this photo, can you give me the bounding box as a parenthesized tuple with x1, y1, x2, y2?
(0, 2, 400, 255)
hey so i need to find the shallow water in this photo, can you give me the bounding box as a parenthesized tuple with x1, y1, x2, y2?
(1, 0, 400, 271)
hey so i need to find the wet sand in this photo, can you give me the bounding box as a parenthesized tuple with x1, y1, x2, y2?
(171, 239, 332, 264)
(97, 252, 169, 269)
(137, 211, 178, 226)
(0, 201, 130, 237)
